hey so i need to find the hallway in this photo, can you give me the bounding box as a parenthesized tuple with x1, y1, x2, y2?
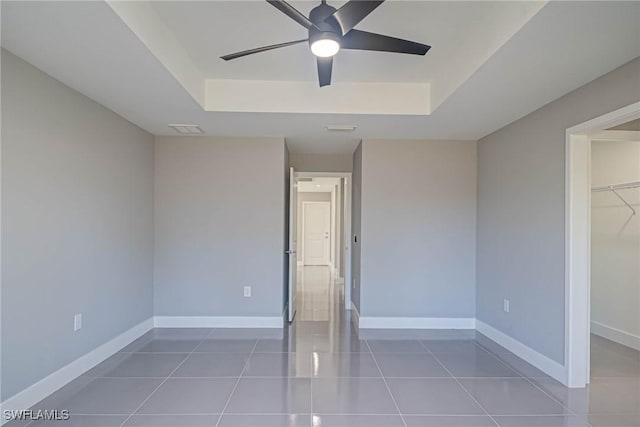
(295, 266, 343, 322)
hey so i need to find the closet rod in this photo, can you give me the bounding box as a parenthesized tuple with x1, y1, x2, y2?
(591, 181, 640, 192)
(591, 181, 639, 215)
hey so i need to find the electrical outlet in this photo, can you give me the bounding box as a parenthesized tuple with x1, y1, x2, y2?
(244, 286, 251, 297)
(503, 299, 510, 313)
(74, 313, 82, 331)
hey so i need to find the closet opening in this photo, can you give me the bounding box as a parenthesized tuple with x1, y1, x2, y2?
(565, 102, 640, 387)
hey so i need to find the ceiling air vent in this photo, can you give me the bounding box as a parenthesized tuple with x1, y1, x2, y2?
(326, 125, 356, 132)
(169, 124, 204, 135)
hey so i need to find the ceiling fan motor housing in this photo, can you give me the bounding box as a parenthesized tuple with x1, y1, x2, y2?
(308, 2, 342, 47)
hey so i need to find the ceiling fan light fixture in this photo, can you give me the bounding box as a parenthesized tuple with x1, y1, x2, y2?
(310, 32, 341, 57)
(311, 39, 340, 57)
(222, 1, 431, 87)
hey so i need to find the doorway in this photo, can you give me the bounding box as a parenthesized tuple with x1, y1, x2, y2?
(589, 126, 640, 382)
(302, 201, 331, 266)
(565, 101, 640, 387)
(285, 171, 352, 323)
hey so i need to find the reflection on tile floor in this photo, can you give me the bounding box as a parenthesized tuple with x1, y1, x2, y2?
(10, 267, 640, 426)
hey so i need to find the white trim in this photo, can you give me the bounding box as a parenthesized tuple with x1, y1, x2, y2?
(288, 166, 298, 324)
(295, 172, 352, 178)
(153, 316, 283, 328)
(343, 175, 352, 308)
(330, 186, 336, 268)
(591, 321, 640, 351)
(0, 318, 153, 424)
(565, 133, 592, 387)
(565, 101, 640, 388)
(350, 302, 360, 329)
(589, 130, 640, 142)
(476, 320, 566, 384)
(358, 316, 476, 330)
(334, 182, 341, 279)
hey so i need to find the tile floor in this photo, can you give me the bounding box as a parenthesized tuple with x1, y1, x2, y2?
(10, 267, 640, 426)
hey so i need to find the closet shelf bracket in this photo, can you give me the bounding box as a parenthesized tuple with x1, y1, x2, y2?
(610, 188, 636, 215)
(591, 181, 640, 216)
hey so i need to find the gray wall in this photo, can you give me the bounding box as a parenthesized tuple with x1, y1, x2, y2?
(359, 139, 477, 318)
(154, 136, 287, 317)
(591, 139, 640, 339)
(477, 58, 640, 364)
(1, 50, 154, 400)
(351, 144, 363, 311)
(290, 153, 353, 172)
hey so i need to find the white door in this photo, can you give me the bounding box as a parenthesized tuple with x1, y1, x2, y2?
(303, 202, 331, 266)
(287, 168, 297, 323)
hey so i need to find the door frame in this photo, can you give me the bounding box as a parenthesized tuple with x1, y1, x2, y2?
(295, 172, 353, 309)
(301, 201, 331, 266)
(565, 101, 640, 387)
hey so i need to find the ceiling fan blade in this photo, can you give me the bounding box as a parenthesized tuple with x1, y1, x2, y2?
(341, 29, 430, 55)
(317, 57, 333, 87)
(329, 1, 385, 35)
(221, 39, 307, 61)
(266, 0, 317, 29)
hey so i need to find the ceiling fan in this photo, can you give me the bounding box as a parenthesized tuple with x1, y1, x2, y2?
(220, 0, 431, 87)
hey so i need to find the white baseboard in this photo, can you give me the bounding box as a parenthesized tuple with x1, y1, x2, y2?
(153, 316, 283, 328)
(350, 302, 360, 329)
(591, 321, 640, 351)
(358, 316, 476, 329)
(476, 320, 566, 384)
(0, 317, 153, 425)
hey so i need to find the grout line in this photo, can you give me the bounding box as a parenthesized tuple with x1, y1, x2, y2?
(365, 341, 408, 427)
(118, 334, 204, 427)
(214, 340, 258, 427)
(310, 352, 314, 427)
(478, 347, 579, 417)
(419, 341, 501, 427)
(62, 411, 604, 417)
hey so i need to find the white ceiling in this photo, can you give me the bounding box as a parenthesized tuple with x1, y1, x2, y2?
(149, 1, 540, 83)
(108, 0, 545, 116)
(2, 1, 639, 154)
